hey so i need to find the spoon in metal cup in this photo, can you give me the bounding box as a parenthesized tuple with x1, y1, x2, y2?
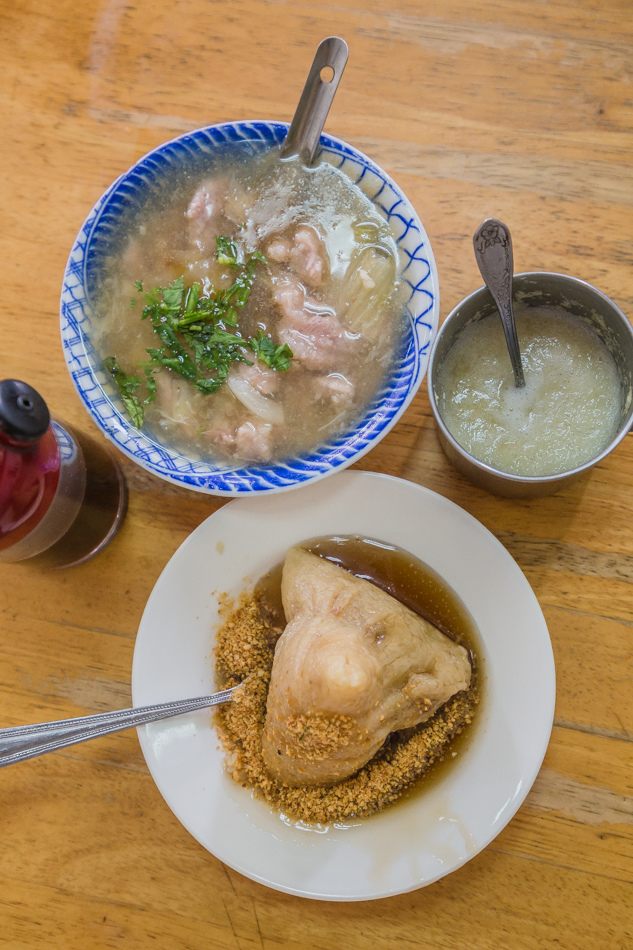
(0, 685, 239, 768)
(280, 35, 349, 166)
(473, 218, 525, 388)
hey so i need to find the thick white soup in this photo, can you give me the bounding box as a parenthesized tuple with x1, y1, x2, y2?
(435, 305, 622, 476)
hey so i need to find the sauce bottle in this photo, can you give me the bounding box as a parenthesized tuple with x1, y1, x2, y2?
(0, 379, 127, 568)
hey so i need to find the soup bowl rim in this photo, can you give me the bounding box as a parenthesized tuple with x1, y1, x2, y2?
(60, 118, 440, 496)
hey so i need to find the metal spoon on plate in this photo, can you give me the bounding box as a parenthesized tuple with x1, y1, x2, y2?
(280, 35, 349, 165)
(473, 217, 525, 388)
(0, 685, 239, 767)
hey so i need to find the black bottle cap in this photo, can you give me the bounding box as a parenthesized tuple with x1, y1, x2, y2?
(0, 379, 51, 443)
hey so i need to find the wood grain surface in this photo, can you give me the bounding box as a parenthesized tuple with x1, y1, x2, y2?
(1, 0, 631, 947)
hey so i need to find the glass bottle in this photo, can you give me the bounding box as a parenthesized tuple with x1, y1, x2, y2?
(0, 379, 127, 568)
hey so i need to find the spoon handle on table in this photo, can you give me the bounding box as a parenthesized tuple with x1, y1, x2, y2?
(280, 35, 349, 165)
(0, 686, 238, 767)
(473, 217, 525, 388)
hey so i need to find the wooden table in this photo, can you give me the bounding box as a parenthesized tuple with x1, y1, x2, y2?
(1, 1, 631, 946)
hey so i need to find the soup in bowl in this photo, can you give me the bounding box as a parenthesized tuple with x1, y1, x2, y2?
(61, 121, 439, 495)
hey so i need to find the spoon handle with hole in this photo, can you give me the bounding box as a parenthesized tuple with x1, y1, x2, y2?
(280, 35, 349, 165)
(473, 218, 525, 388)
(0, 686, 238, 767)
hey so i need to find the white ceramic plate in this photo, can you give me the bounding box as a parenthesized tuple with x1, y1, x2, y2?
(132, 471, 555, 901)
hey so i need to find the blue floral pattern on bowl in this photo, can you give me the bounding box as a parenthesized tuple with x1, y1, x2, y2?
(60, 120, 439, 496)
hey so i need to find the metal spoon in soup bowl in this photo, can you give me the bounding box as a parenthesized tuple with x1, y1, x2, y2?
(280, 35, 349, 166)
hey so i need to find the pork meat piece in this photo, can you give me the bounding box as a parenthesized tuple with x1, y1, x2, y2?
(201, 417, 275, 463)
(262, 547, 472, 786)
(234, 420, 274, 461)
(312, 373, 355, 407)
(185, 179, 225, 252)
(273, 279, 352, 371)
(266, 226, 328, 286)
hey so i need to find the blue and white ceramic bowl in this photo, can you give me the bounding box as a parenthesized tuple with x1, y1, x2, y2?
(60, 120, 439, 496)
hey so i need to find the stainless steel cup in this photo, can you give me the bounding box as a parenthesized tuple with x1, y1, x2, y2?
(427, 272, 633, 498)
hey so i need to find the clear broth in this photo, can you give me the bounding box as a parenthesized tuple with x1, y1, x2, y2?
(94, 148, 407, 466)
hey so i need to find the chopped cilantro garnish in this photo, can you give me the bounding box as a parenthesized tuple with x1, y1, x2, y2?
(249, 332, 293, 371)
(102, 357, 144, 428)
(104, 237, 292, 428)
(161, 276, 185, 311)
(215, 235, 240, 267)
